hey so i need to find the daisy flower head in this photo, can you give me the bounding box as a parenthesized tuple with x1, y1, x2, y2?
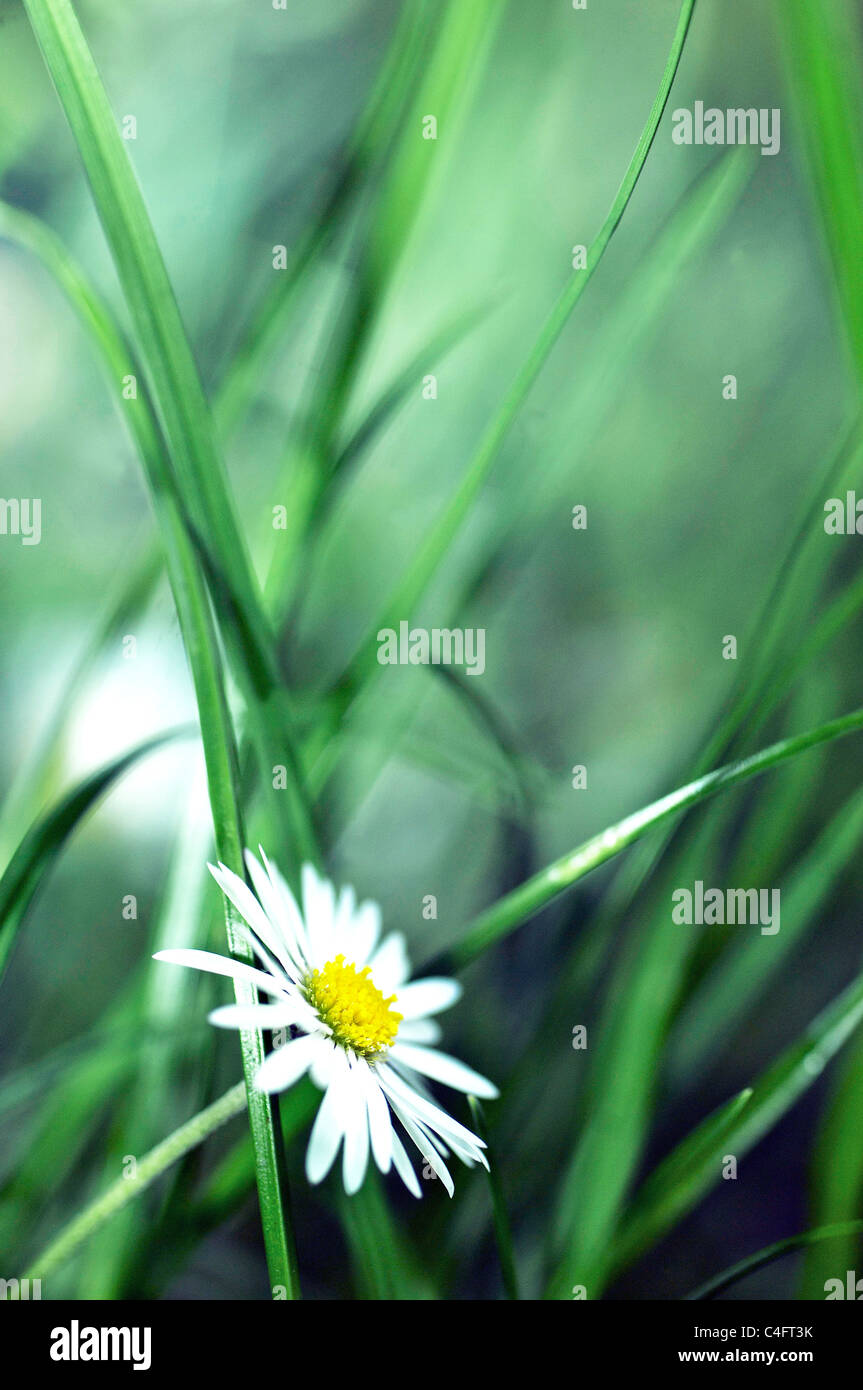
(154, 849, 498, 1197)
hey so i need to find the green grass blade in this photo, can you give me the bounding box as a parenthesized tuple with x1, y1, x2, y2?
(21, 0, 255, 602)
(20, 0, 317, 873)
(17, 1083, 248, 1290)
(0, 728, 191, 980)
(334, 0, 697, 705)
(0, 193, 316, 877)
(604, 971, 863, 1288)
(0, 543, 159, 865)
(306, 147, 754, 818)
(449, 705, 863, 1298)
(799, 1025, 863, 1297)
(687, 1221, 863, 1301)
(214, 0, 435, 437)
(306, 0, 504, 454)
(441, 147, 756, 623)
(668, 784, 863, 1085)
(338, 1170, 433, 1301)
(364, 0, 505, 296)
(777, 0, 863, 384)
(468, 1097, 520, 1300)
(445, 704, 863, 969)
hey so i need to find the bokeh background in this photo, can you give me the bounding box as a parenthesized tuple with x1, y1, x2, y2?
(1, 0, 862, 1299)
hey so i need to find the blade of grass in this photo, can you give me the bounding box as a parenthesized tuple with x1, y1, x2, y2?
(304, 0, 505, 465)
(20, 0, 257, 598)
(441, 703, 863, 970)
(15, 1082, 249, 1291)
(776, 0, 863, 387)
(603, 969, 863, 1287)
(337, 1170, 433, 1301)
(667, 782, 863, 1086)
(687, 1221, 863, 1301)
(0, 194, 317, 874)
(77, 788, 218, 1297)
(799, 1023, 863, 1297)
(21, 0, 315, 1292)
(0, 543, 160, 869)
(269, 298, 492, 614)
(445, 704, 863, 1298)
(20, 0, 317, 875)
(441, 148, 757, 623)
(128, 1083, 320, 1299)
(468, 1096, 520, 1300)
(326, 0, 697, 728)
(214, 0, 436, 437)
(0, 728, 192, 980)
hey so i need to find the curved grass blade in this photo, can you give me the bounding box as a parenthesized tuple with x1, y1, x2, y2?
(799, 1024, 863, 1297)
(214, 0, 436, 437)
(444, 704, 863, 969)
(0, 728, 192, 980)
(15, 1082, 249, 1291)
(331, 300, 492, 487)
(307, 0, 505, 457)
(124, 1084, 320, 1299)
(266, 299, 494, 626)
(686, 1221, 863, 1302)
(443, 148, 757, 623)
(468, 1096, 520, 1300)
(777, 0, 863, 382)
(21, 0, 314, 1292)
(332, 0, 697, 709)
(20, 0, 259, 608)
(0, 195, 317, 878)
(20, 0, 316, 877)
(602, 970, 863, 1290)
(0, 546, 159, 867)
(668, 783, 863, 1085)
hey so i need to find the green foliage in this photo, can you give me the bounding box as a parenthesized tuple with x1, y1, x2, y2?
(4, 0, 863, 1303)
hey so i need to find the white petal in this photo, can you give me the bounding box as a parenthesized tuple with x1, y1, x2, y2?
(398, 1018, 442, 1044)
(395, 978, 462, 1020)
(233, 924, 297, 991)
(153, 948, 286, 1000)
(302, 863, 338, 966)
(390, 1042, 499, 1098)
(389, 1101, 454, 1197)
(389, 1129, 421, 1198)
(368, 932, 410, 996)
(341, 899, 381, 969)
(330, 884, 357, 957)
(245, 849, 307, 973)
(254, 1033, 321, 1094)
(207, 1002, 304, 1030)
(260, 848, 313, 962)
(342, 1060, 370, 1195)
(378, 1063, 487, 1156)
(208, 862, 286, 959)
(308, 1040, 341, 1091)
(306, 1052, 352, 1184)
(363, 1068, 393, 1174)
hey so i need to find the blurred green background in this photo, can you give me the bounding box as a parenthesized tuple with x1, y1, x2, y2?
(2, 0, 863, 1299)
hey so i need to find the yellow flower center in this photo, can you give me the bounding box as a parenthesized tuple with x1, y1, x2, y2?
(305, 954, 402, 1058)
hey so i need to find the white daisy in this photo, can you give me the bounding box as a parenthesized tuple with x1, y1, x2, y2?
(154, 849, 498, 1197)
